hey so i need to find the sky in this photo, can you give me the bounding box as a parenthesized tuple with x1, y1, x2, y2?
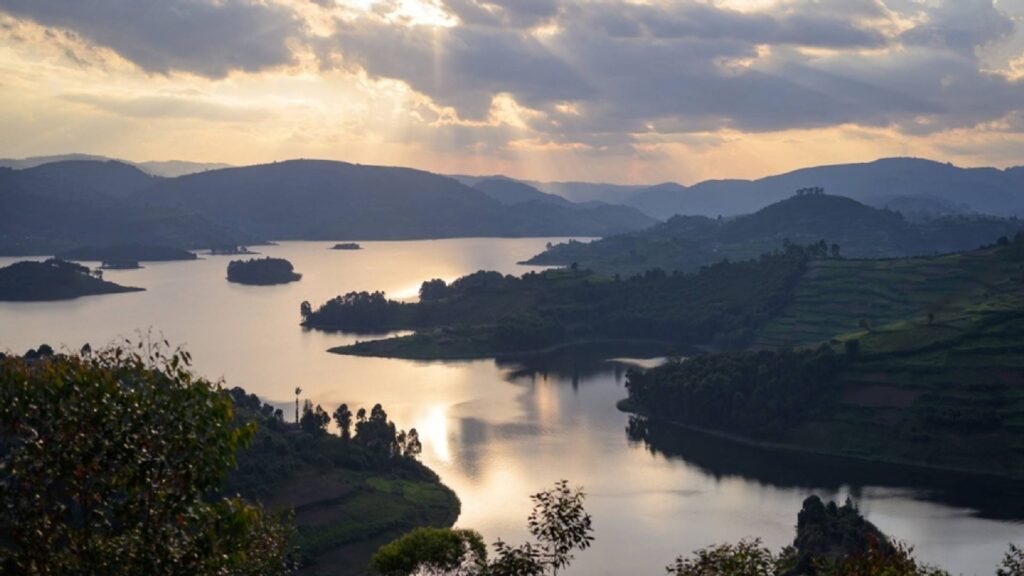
(0, 0, 1023, 184)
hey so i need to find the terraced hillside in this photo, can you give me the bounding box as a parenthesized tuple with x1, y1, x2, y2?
(627, 236, 1024, 477)
(756, 240, 1024, 348)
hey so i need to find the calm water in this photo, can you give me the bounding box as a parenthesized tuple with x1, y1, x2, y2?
(0, 239, 1020, 575)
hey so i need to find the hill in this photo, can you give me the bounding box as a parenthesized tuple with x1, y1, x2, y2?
(144, 160, 655, 240)
(526, 192, 1024, 274)
(55, 244, 198, 263)
(626, 157, 1024, 219)
(0, 159, 655, 256)
(0, 154, 231, 177)
(471, 177, 572, 206)
(0, 259, 143, 301)
(0, 161, 254, 255)
(622, 236, 1024, 478)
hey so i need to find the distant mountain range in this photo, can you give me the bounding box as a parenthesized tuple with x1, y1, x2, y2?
(465, 157, 1024, 220)
(526, 192, 1024, 275)
(3, 154, 1021, 256)
(0, 159, 654, 255)
(0, 154, 232, 177)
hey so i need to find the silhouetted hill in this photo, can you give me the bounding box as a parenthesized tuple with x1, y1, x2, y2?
(472, 177, 571, 206)
(627, 158, 1024, 219)
(0, 154, 231, 177)
(527, 192, 1024, 274)
(55, 244, 197, 263)
(0, 162, 254, 255)
(146, 160, 655, 240)
(24, 160, 156, 199)
(1, 159, 657, 255)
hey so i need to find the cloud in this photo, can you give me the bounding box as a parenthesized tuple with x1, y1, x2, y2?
(60, 91, 270, 122)
(1, 0, 1023, 168)
(0, 0, 305, 77)
(319, 0, 1024, 152)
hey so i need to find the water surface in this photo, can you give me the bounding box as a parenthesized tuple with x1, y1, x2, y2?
(0, 239, 1020, 575)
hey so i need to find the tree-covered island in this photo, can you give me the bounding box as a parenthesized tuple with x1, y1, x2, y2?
(0, 258, 144, 301)
(227, 257, 302, 285)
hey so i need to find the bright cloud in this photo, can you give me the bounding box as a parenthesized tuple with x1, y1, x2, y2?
(0, 0, 1022, 183)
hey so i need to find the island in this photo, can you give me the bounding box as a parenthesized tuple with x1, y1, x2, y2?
(209, 245, 256, 255)
(0, 259, 144, 301)
(55, 244, 197, 263)
(226, 257, 301, 285)
(332, 242, 362, 250)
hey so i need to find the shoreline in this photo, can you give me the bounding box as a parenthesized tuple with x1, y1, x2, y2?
(619, 400, 1024, 482)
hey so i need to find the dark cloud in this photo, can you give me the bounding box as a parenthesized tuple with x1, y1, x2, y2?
(3, 0, 1022, 155)
(0, 0, 304, 77)
(331, 19, 591, 118)
(323, 0, 1024, 150)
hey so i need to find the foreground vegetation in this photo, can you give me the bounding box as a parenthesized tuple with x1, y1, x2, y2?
(368, 482, 1023, 576)
(0, 258, 143, 300)
(0, 343, 458, 576)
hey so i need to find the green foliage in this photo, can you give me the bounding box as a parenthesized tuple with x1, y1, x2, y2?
(626, 347, 841, 436)
(526, 479, 595, 574)
(370, 528, 487, 576)
(371, 480, 593, 576)
(0, 343, 294, 575)
(667, 539, 778, 576)
(300, 399, 330, 435)
(322, 246, 812, 357)
(304, 290, 412, 331)
(812, 540, 950, 576)
(226, 257, 301, 285)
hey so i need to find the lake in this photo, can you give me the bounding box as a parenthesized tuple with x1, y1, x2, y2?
(0, 239, 1020, 575)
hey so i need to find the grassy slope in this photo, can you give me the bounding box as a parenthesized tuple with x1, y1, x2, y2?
(755, 245, 1024, 348)
(752, 243, 1024, 476)
(226, 398, 460, 576)
(267, 469, 459, 576)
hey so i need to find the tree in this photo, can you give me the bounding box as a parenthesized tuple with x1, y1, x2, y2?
(0, 343, 294, 575)
(300, 300, 312, 319)
(526, 480, 594, 575)
(667, 539, 777, 576)
(370, 528, 487, 576)
(294, 386, 302, 423)
(300, 400, 330, 435)
(998, 544, 1024, 576)
(419, 279, 449, 302)
(333, 403, 353, 441)
(370, 480, 593, 576)
(830, 243, 841, 259)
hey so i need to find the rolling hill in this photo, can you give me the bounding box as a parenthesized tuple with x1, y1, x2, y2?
(526, 192, 1024, 274)
(0, 159, 657, 255)
(626, 157, 1024, 219)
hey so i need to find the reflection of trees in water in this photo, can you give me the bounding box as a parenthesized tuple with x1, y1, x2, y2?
(496, 340, 673, 386)
(626, 416, 1024, 521)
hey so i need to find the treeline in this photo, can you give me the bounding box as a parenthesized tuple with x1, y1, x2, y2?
(225, 389, 430, 501)
(226, 257, 301, 285)
(626, 345, 843, 436)
(305, 242, 821, 355)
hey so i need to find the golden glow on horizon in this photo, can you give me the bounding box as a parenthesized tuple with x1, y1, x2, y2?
(0, 1, 1022, 184)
